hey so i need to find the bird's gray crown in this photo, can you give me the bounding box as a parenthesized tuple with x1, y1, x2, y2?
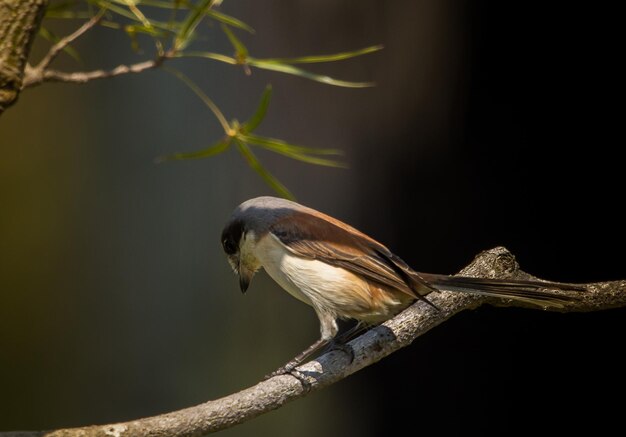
(221, 196, 304, 248)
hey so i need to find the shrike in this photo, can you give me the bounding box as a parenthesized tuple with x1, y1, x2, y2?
(221, 196, 581, 376)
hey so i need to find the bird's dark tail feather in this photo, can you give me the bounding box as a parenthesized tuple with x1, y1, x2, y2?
(418, 273, 585, 308)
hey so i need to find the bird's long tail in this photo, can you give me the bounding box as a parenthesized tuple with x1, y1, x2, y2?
(417, 272, 585, 308)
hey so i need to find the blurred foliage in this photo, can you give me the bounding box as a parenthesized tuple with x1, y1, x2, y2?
(39, 0, 382, 198)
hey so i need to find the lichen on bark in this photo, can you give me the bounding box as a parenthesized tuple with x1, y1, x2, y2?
(0, 0, 48, 113)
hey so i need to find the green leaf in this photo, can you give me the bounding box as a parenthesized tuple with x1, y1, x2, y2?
(94, 0, 173, 30)
(124, 25, 140, 52)
(247, 59, 375, 88)
(120, 0, 189, 8)
(163, 66, 231, 133)
(125, 23, 167, 37)
(155, 137, 231, 162)
(45, 1, 80, 15)
(258, 44, 383, 64)
(120, 0, 151, 28)
(100, 20, 123, 29)
(44, 10, 88, 19)
(240, 133, 342, 156)
(206, 10, 254, 33)
(175, 0, 215, 50)
(235, 140, 295, 200)
(176, 51, 237, 64)
(242, 85, 272, 133)
(38, 27, 83, 63)
(221, 24, 248, 59)
(239, 133, 346, 168)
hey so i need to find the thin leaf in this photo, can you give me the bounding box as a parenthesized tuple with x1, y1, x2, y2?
(175, 0, 215, 50)
(240, 134, 346, 168)
(206, 10, 254, 33)
(242, 85, 272, 133)
(120, 0, 165, 53)
(125, 23, 167, 37)
(46, 0, 80, 11)
(240, 133, 343, 156)
(119, 0, 190, 8)
(247, 59, 375, 88)
(155, 137, 231, 162)
(45, 10, 90, 19)
(258, 45, 383, 64)
(221, 24, 248, 58)
(163, 66, 231, 134)
(124, 25, 140, 52)
(235, 140, 295, 200)
(94, 0, 173, 30)
(165, 0, 184, 32)
(38, 27, 83, 63)
(120, 0, 152, 28)
(100, 20, 123, 29)
(176, 51, 237, 64)
(45, 1, 80, 14)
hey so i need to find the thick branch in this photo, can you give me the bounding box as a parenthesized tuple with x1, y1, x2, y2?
(3, 247, 625, 436)
(0, 0, 48, 113)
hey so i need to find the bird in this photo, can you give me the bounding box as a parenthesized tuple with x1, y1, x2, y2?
(220, 196, 582, 376)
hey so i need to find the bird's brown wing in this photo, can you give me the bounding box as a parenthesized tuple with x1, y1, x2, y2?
(268, 210, 437, 299)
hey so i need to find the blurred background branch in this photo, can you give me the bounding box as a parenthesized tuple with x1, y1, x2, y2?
(3, 247, 624, 436)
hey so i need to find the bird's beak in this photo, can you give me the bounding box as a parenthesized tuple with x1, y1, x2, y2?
(238, 266, 252, 293)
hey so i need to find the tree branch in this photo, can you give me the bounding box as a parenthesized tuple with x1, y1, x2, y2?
(23, 55, 170, 87)
(0, 0, 48, 113)
(21, 9, 173, 88)
(35, 9, 105, 73)
(3, 247, 625, 436)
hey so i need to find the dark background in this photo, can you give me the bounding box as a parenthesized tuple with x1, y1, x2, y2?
(1, 1, 623, 436)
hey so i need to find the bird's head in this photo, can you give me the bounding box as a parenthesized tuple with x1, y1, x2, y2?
(220, 218, 262, 293)
(221, 196, 313, 293)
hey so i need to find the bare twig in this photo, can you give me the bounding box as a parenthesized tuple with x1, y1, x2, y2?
(20, 7, 175, 89)
(22, 9, 175, 89)
(23, 52, 173, 87)
(36, 9, 105, 72)
(2, 246, 624, 437)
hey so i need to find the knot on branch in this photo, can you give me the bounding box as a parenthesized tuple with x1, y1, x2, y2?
(459, 246, 520, 279)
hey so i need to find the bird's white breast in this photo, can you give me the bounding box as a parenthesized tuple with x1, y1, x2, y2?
(253, 233, 356, 308)
(252, 232, 409, 324)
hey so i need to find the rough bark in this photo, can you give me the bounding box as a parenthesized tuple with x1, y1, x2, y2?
(0, 0, 48, 113)
(2, 246, 624, 436)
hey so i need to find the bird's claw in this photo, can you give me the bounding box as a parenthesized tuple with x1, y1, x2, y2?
(263, 364, 295, 380)
(326, 341, 355, 364)
(264, 365, 312, 391)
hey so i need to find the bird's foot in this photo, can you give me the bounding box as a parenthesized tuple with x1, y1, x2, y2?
(264, 362, 297, 380)
(264, 364, 312, 391)
(325, 340, 355, 364)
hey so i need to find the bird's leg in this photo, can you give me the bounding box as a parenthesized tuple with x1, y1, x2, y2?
(265, 309, 339, 379)
(335, 321, 368, 344)
(322, 321, 368, 364)
(265, 337, 329, 379)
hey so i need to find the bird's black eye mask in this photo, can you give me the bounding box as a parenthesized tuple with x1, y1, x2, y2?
(221, 219, 245, 255)
(222, 238, 238, 255)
